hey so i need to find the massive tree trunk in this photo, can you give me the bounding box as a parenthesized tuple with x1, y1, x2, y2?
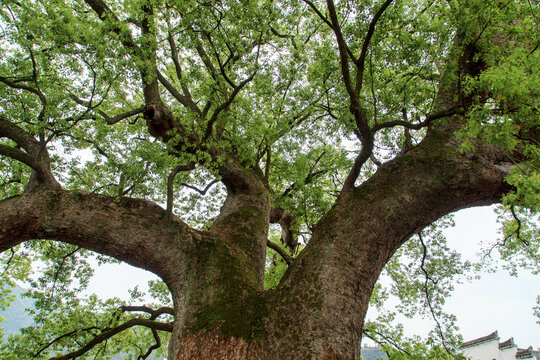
(170, 126, 509, 360)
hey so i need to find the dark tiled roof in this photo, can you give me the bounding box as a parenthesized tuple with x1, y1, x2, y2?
(516, 346, 535, 359)
(460, 331, 499, 349)
(499, 337, 516, 350)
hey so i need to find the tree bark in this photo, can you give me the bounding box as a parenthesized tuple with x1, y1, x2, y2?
(165, 121, 511, 360)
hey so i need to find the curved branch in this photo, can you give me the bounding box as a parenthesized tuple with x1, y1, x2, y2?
(0, 115, 60, 188)
(0, 143, 39, 169)
(34, 326, 100, 358)
(49, 318, 173, 360)
(0, 74, 47, 109)
(0, 114, 40, 153)
(266, 240, 293, 265)
(302, 0, 333, 28)
(340, 140, 373, 193)
(0, 142, 59, 189)
(181, 179, 219, 196)
(370, 105, 465, 133)
(139, 327, 162, 360)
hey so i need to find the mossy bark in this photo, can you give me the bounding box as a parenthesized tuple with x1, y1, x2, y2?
(157, 120, 511, 360)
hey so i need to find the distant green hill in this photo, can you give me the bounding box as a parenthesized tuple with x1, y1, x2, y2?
(0, 285, 34, 335)
(361, 346, 388, 360)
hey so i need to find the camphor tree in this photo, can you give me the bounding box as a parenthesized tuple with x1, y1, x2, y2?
(0, 0, 538, 359)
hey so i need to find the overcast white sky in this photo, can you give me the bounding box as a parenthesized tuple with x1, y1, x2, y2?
(443, 207, 539, 348)
(85, 206, 539, 349)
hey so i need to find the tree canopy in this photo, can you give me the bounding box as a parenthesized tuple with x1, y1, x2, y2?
(0, 0, 538, 359)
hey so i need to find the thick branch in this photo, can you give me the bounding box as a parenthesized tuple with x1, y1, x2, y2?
(302, 0, 333, 30)
(0, 115, 40, 153)
(0, 189, 199, 282)
(325, 0, 356, 102)
(270, 207, 299, 252)
(166, 31, 200, 114)
(181, 179, 219, 195)
(83, 0, 161, 107)
(340, 133, 373, 193)
(120, 305, 175, 317)
(277, 120, 513, 354)
(156, 70, 201, 115)
(104, 106, 146, 125)
(0, 117, 59, 188)
(194, 41, 218, 80)
(0, 143, 39, 170)
(83, 0, 135, 48)
(370, 105, 466, 133)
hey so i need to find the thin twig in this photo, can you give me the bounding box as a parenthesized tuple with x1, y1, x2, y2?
(362, 328, 412, 357)
(50, 246, 81, 299)
(1, 248, 15, 276)
(418, 232, 450, 354)
(181, 179, 219, 196)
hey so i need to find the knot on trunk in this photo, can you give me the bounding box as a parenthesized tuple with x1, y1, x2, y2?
(144, 103, 175, 140)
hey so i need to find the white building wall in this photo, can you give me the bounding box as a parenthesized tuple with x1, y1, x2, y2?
(500, 347, 517, 360)
(463, 340, 500, 360)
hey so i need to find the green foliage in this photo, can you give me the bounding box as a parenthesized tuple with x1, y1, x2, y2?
(366, 217, 470, 356)
(264, 227, 290, 290)
(0, 0, 538, 358)
(480, 206, 540, 276)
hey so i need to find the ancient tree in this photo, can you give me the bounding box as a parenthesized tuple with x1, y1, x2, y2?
(0, 0, 538, 359)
